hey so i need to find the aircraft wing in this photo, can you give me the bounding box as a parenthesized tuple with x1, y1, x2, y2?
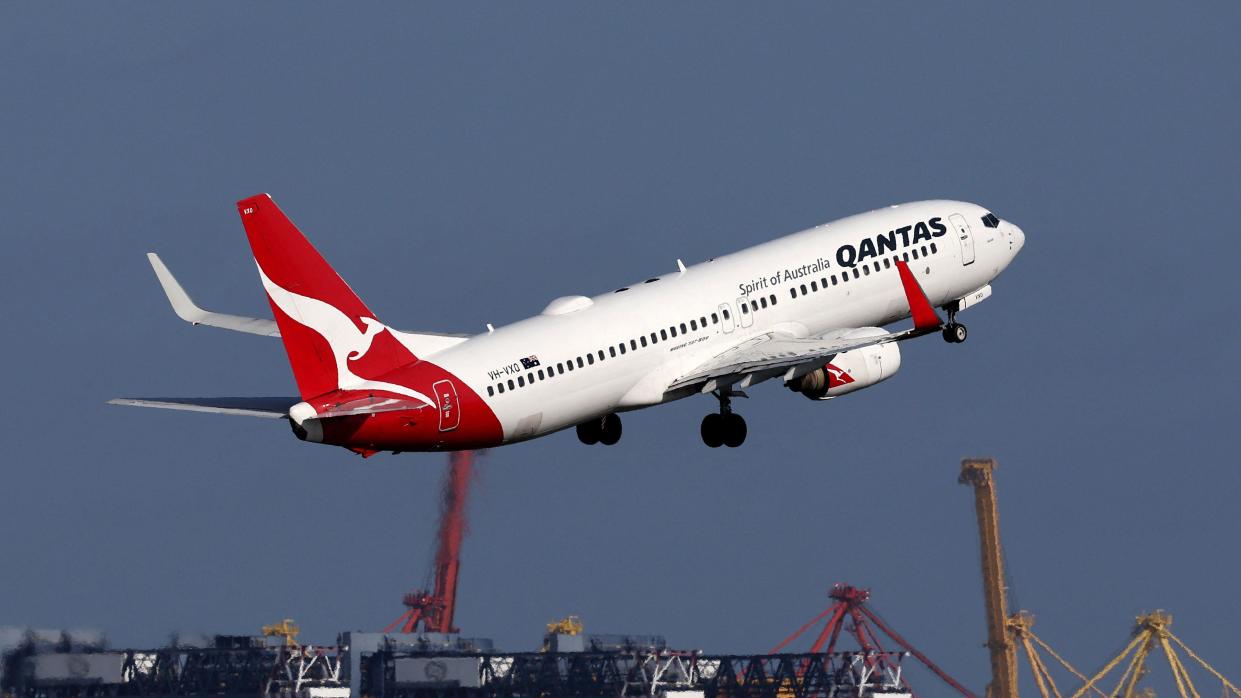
(666, 326, 921, 392)
(107, 396, 301, 418)
(668, 259, 945, 392)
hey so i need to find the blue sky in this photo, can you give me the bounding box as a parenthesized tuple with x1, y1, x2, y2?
(2, 4, 1239, 695)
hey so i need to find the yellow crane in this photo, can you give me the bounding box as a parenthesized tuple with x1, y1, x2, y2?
(262, 618, 301, 646)
(961, 458, 1020, 698)
(1067, 611, 1241, 698)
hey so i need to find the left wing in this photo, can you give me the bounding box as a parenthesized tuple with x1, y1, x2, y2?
(107, 396, 300, 418)
(668, 260, 944, 392)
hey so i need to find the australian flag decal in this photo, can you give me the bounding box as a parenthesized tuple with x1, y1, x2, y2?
(520, 355, 541, 369)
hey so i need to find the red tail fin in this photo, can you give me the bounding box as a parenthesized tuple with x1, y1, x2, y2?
(236, 194, 417, 400)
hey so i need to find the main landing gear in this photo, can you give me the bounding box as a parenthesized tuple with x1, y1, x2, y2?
(701, 390, 747, 448)
(576, 413, 622, 446)
(941, 307, 968, 344)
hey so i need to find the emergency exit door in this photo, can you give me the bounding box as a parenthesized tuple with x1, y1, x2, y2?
(949, 214, 976, 265)
(433, 379, 460, 432)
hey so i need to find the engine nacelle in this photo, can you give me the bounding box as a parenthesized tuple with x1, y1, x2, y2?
(786, 342, 901, 400)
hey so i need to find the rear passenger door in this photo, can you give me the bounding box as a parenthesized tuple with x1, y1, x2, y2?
(718, 303, 735, 333)
(736, 298, 754, 328)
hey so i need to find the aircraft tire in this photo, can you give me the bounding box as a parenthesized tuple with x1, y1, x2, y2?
(701, 413, 724, 448)
(943, 323, 968, 344)
(576, 420, 601, 445)
(722, 413, 747, 448)
(599, 414, 622, 445)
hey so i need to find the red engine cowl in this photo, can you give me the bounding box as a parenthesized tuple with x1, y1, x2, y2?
(786, 343, 901, 400)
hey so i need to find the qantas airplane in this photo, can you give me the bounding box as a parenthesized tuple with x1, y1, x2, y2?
(111, 194, 1024, 455)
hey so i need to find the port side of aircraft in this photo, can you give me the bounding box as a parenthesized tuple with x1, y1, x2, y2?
(111, 194, 1024, 455)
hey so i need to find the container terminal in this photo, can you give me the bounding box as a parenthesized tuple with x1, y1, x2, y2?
(4, 458, 1237, 698)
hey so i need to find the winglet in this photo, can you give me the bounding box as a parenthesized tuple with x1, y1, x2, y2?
(895, 260, 943, 330)
(146, 252, 280, 336)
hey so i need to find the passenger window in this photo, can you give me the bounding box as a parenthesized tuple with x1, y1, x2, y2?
(680, 323, 687, 333)
(863, 266, 870, 276)
(852, 268, 860, 279)
(700, 316, 707, 327)
(651, 332, 658, 344)
(921, 245, 928, 256)
(619, 344, 626, 355)
(587, 354, 594, 365)
(800, 284, 808, 295)
(576, 357, 584, 368)
(609, 347, 616, 358)
(567, 361, 574, 372)
(487, 386, 495, 397)
(538, 369, 545, 380)
(759, 297, 768, 309)
(507, 379, 515, 390)
(740, 305, 749, 315)
(660, 329, 668, 340)
(557, 363, 564, 374)
(769, 294, 776, 306)
(873, 262, 880, 272)
(831, 275, 838, 285)
(690, 319, 698, 330)
(498, 383, 505, 394)
(630, 339, 637, 350)
(810, 280, 818, 292)
(641, 336, 648, 347)
(750, 300, 759, 312)
(723, 308, 731, 320)
(790, 288, 798, 299)
(518, 376, 526, 387)
(711, 312, 719, 324)
(883, 258, 891, 269)
(597, 350, 605, 361)
(912, 249, 919, 260)
(902, 252, 910, 262)
(931, 242, 938, 254)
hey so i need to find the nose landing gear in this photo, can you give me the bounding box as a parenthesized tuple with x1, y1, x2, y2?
(701, 389, 747, 448)
(941, 307, 968, 344)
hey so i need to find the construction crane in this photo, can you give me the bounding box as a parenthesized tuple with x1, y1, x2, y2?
(960, 458, 1019, 698)
(262, 618, 300, 646)
(1067, 611, 1241, 698)
(770, 582, 979, 697)
(384, 450, 475, 634)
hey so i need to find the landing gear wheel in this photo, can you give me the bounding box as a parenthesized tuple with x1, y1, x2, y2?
(576, 420, 601, 445)
(701, 413, 724, 448)
(599, 414, 622, 446)
(942, 323, 968, 344)
(721, 413, 747, 448)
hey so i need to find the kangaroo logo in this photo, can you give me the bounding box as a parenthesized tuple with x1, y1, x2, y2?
(256, 264, 434, 407)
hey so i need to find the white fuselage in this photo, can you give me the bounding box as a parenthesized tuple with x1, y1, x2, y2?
(431, 200, 1024, 442)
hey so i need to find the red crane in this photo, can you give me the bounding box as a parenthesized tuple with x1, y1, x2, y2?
(770, 583, 978, 698)
(384, 450, 475, 634)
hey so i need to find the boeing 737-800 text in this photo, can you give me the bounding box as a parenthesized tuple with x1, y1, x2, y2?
(111, 194, 1024, 455)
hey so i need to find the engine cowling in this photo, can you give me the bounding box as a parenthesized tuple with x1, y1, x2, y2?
(786, 342, 901, 400)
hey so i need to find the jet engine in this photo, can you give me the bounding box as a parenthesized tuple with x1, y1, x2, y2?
(786, 342, 901, 400)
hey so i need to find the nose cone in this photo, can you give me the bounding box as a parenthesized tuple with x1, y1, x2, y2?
(1006, 221, 1025, 255)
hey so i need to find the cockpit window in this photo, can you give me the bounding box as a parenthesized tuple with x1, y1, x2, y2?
(981, 213, 1001, 228)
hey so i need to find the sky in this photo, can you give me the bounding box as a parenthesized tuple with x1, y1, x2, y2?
(2, 3, 1239, 695)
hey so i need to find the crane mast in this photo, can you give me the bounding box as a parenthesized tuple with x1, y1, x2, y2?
(960, 458, 1019, 698)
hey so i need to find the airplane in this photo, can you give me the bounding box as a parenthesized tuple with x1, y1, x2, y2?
(110, 194, 1024, 456)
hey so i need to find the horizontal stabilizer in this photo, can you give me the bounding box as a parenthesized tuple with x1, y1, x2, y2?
(147, 253, 281, 336)
(107, 396, 300, 419)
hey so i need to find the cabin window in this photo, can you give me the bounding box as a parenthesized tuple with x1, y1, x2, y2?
(640, 336, 648, 347)
(912, 249, 920, 260)
(831, 275, 838, 285)
(497, 383, 505, 394)
(660, 329, 668, 340)
(609, 346, 617, 358)
(651, 332, 658, 344)
(690, 319, 698, 330)
(902, 252, 910, 262)
(759, 297, 767, 309)
(597, 350, 605, 361)
(723, 308, 731, 320)
(750, 300, 759, 312)
(883, 258, 891, 269)
(680, 323, 687, 334)
(863, 266, 871, 276)
(769, 294, 777, 306)
(587, 354, 594, 365)
(790, 288, 798, 299)
(740, 305, 749, 315)
(576, 357, 584, 368)
(630, 339, 637, 350)
(873, 262, 881, 272)
(931, 242, 938, 254)
(800, 284, 808, 295)
(921, 245, 929, 257)
(711, 312, 719, 324)
(507, 379, 515, 390)
(487, 386, 495, 396)
(852, 268, 860, 279)
(517, 376, 525, 387)
(620, 344, 627, 355)
(538, 369, 545, 380)
(810, 280, 818, 292)
(700, 316, 707, 327)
